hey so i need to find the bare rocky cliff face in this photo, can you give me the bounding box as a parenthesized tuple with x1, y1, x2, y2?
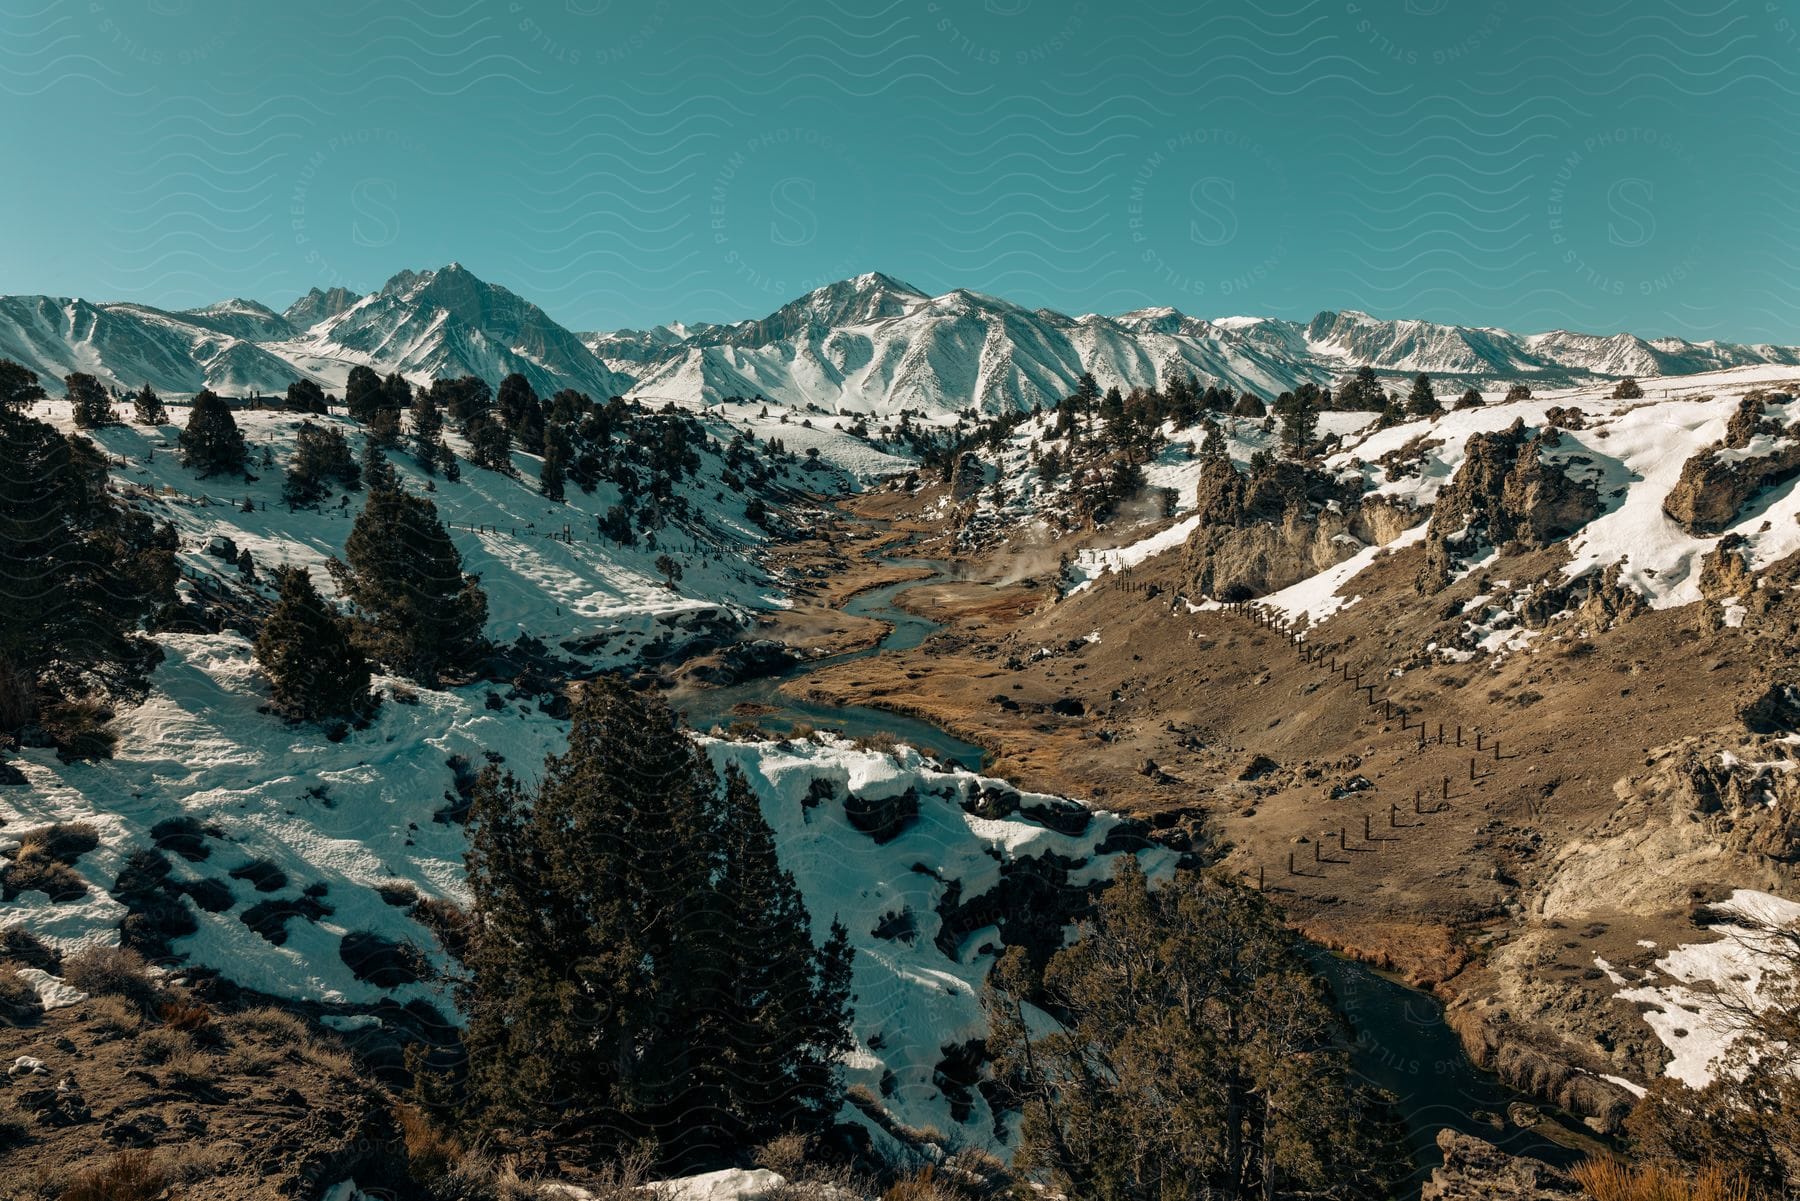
(1179, 456, 1415, 600)
(1417, 420, 1604, 595)
(1663, 390, 1800, 536)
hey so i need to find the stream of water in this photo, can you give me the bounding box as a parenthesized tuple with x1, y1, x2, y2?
(673, 533, 1596, 1180)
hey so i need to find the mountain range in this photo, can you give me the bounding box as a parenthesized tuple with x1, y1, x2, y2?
(5, 263, 1796, 415)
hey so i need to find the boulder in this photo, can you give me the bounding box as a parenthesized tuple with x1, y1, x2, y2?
(1662, 405, 1800, 536)
(1418, 421, 1602, 593)
(1420, 1130, 1578, 1200)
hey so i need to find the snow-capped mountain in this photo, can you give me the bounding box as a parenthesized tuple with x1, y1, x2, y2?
(282, 285, 359, 332)
(4, 264, 1797, 415)
(270, 264, 635, 401)
(0, 295, 307, 396)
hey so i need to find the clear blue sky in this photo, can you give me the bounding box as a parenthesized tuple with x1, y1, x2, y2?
(2, 0, 1795, 342)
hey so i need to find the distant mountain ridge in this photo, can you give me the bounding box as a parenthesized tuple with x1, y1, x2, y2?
(2, 264, 1794, 413)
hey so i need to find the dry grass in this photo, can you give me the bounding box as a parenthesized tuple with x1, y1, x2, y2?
(224, 1005, 309, 1043)
(60, 946, 155, 1007)
(53, 1150, 167, 1201)
(134, 1027, 184, 1066)
(396, 1102, 466, 1183)
(0, 969, 42, 1024)
(84, 995, 142, 1036)
(1574, 1158, 1756, 1201)
(160, 1045, 217, 1090)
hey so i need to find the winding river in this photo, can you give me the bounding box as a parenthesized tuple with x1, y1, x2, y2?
(673, 534, 1596, 1181)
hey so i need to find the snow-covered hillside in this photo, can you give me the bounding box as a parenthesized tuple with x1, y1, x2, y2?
(0, 400, 1174, 1152)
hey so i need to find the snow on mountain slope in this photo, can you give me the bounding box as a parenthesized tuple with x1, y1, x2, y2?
(272, 264, 636, 400)
(180, 298, 296, 343)
(0, 296, 310, 396)
(8, 265, 1800, 434)
(283, 285, 360, 333)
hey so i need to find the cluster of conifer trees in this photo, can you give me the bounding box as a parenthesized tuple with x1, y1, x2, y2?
(451, 681, 856, 1167)
(0, 361, 178, 756)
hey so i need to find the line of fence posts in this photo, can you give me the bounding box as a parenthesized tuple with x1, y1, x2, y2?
(1216, 599, 1526, 891)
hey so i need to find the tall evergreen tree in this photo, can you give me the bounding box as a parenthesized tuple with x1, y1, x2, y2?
(131, 384, 167, 426)
(344, 365, 383, 423)
(1273, 389, 1317, 456)
(459, 683, 851, 1163)
(496, 373, 546, 453)
(467, 416, 513, 474)
(693, 766, 854, 1148)
(66, 373, 118, 429)
(434, 375, 493, 434)
(328, 483, 487, 684)
(283, 421, 362, 508)
(0, 386, 176, 737)
(1405, 373, 1441, 418)
(178, 390, 248, 477)
(539, 426, 567, 501)
(0, 360, 47, 415)
(254, 566, 375, 725)
(409, 388, 455, 477)
(1199, 418, 1228, 462)
(361, 436, 399, 495)
(285, 378, 329, 415)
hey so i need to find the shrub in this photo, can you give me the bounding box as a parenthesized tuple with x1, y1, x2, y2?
(1572, 1157, 1752, 1201)
(0, 927, 59, 972)
(2, 823, 99, 903)
(85, 994, 142, 1036)
(158, 1000, 211, 1032)
(61, 945, 156, 1007)
(0, 969, 41, 1024)
(55, 1150, 167, 1201)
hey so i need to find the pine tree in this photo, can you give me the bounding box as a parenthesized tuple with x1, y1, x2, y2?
(344, 365, 383, 423)
(329, 483, 487, 684)
(467, 416, 513, 474)
(1456, 387, 1484, 410)
(1612, 376, 1644, 400)
(0, 390, 176, 738)
(691, 766, 853, 1148)
(1200, 418, 1227, 462)
(1504, 382, 1533, 401)
(254, 566, 375, 725)
(496, 373, 545, 453)
(361, 437, 399, 495)
(285, 379, 329, 415)
(460, 684, 850, 1163)
(178, 390, 248, 477)
(409, 388, 453, 476)
(0, 360, 47, 415)
(283, 421, 362, 508)
(1273, 389, 1317, 456)
(66, 373, 118, 429)
(132, 384, 167, 425)
(986, 862, 1405, 1200)
(1405, 373, 1441, 418)
(1231, 390, 1265, 418)
(434, 375, 494, 434)
(539, 427, 567, 501)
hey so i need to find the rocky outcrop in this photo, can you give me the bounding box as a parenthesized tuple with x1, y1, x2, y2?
(1663, 394, 1800, 536)
(1420, 1131, 1579, 1200)
(1418, 421, 1603, 593)
(1182, 458, 1415, 599)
